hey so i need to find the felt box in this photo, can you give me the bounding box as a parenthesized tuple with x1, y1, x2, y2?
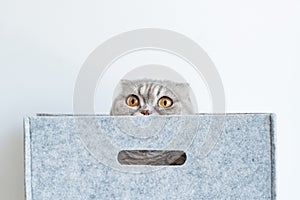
(24, 113, 276, 199)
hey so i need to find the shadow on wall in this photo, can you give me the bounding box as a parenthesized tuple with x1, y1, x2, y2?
(0, 125, 25, 200)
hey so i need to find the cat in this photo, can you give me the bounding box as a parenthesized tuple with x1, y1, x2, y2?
(110, 79, 194, 166)
(110, 79, 194, 116)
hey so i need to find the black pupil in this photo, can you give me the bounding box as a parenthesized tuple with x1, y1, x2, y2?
(131, 98, 135, 104)
(164, 100, 167, 106)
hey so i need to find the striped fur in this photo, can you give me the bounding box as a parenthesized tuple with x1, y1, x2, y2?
(110, 79, 194, 116)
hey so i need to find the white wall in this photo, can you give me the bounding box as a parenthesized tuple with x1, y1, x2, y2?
(0, 0, 299, 199)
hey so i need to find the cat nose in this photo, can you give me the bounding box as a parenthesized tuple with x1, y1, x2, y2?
(140, 110, 150, 115)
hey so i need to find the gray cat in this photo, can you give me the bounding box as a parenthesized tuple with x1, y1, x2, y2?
(110, 79, 194, 116)
(110, 79, 194, 166)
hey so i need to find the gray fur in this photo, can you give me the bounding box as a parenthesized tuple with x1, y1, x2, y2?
(110, 79, 194, 116)
(110, 79, 194, 165)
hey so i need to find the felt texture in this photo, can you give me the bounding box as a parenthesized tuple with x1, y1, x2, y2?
(24, 114, 276, 200)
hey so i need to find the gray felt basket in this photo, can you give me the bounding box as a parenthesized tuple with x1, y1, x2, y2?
(24, 113, 276, 200)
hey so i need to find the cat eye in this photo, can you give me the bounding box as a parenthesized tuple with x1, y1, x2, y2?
(126, 95, 140, 107)
(158, 96, 173, 108)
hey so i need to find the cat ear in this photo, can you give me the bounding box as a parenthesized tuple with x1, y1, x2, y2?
(120, 79, 131, 84)
(119, 79, 133, 89)
(174, 82, 191, 97)
(175, 82, 190, 88)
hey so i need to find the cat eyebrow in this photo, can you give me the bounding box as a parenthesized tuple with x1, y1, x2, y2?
(141, 84, 147, 95)
(137, 86, 141, 96)
(138, 84, 146, 103)
(157, 85, 163, 96)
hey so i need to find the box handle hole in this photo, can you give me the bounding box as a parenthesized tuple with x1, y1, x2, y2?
(118, 150, 186, 166)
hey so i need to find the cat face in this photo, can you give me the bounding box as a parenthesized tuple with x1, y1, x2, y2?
(110, 79, 194, 116)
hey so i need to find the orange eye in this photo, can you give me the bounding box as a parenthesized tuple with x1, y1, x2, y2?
(126, 95, 140, 107)
(158, 97, 173, 108)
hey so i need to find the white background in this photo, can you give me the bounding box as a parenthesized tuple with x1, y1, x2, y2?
(0, 0, 299, 199)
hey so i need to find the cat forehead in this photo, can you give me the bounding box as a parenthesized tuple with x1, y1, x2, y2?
(124, 82, 174, 94)
(119, 79, 190, 96)
(120, 79, 188, 88)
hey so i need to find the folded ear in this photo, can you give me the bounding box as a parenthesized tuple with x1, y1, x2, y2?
(119, 79, 133, 89)
(174, 82, 191, 97)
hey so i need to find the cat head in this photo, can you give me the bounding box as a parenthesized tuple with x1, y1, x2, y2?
(110, 79, 194, 116)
